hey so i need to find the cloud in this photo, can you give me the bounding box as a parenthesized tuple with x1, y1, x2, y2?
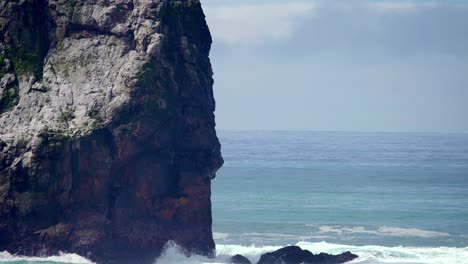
(370, 2, 438, 11)
(204, 2, 315, 45)
(286, 1, 468, 59)
(204, 0, 468, 132)
(205, 0, 468, 59)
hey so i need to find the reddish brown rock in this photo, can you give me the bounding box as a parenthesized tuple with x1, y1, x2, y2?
(0, 0, 223, 263)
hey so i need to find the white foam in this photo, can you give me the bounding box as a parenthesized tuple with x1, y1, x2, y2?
(0, 251, 94, 263)
(154, 242, 225, 264)
(213, 232, 230, 240)
(217, 242, 468, 264)
(156, 242, 285, 264)
(295, 241, 468, 264)
(216, 244, 282, 264)
(237, 232, 332, 242)
(2, 241, 467, 264)
(378, 227, 450, 238)
(317, 225, 450, 238)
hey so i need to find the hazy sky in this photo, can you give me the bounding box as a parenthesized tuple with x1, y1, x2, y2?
(201, 0, 468, 133)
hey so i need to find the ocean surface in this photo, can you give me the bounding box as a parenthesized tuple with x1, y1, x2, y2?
(1, 131, 468, 263)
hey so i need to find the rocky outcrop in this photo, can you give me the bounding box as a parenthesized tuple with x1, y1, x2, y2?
(257, 246, 358, 264)
(0, 0, 223, 263)
(229, 254, 252, 264)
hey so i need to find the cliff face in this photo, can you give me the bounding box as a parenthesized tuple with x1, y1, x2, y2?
(0, 0, 223, 263)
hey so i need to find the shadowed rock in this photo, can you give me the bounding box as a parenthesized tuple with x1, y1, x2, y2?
(230, 254, 252, 264)
(257, 246, 358, 264)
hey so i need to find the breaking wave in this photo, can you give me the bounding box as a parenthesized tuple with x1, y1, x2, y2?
(315, 225, 451, 238)
(0, 251, 94, 264)
(1, 241, 467, 264)
(155, 241, 468, 264)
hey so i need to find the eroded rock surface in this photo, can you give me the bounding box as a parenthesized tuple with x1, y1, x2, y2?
(0, 0, 223, 263)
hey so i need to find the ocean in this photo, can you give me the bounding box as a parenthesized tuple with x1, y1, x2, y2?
(1, 131, 468, 263)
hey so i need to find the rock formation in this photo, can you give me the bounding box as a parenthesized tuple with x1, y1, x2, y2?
(257, 246, 358, 264)
(0, 0, 223, 263)
(229, 254, 252, 264)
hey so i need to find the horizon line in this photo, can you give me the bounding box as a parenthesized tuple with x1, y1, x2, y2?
(216, 128, 468, 135)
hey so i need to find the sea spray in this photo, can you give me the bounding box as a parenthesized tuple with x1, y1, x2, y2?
(0, 251, 94, 264)
(1, 242, 468, 264)
(157, 242, 468, 264)
(155, 241, 224, 264)
(216, 242, 468, 264)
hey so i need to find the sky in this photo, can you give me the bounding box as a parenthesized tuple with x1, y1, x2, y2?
(201, 0, 468, 133)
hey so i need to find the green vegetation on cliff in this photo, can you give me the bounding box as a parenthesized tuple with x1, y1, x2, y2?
(6, 47, 44, 80)
(0, 84, 19, 114)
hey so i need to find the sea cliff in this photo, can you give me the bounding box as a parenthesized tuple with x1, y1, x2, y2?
(0, 0, 223, 263)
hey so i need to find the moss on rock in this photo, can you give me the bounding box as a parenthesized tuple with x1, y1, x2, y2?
(0, 84, 19, 114)
(2, 0, 50, 80)
(6, 47, 43, 79)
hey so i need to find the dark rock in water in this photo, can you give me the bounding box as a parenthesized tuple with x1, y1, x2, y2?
(230, 254, 252, 264)
(0, 0, 223, 263)
(258, 246, 313, 264)
(257, 246, 358, 264)
(312, 251, 358, 263)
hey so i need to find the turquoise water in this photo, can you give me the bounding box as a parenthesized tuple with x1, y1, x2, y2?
(2, 131, 468, 263)
(210, 131, 468, 263)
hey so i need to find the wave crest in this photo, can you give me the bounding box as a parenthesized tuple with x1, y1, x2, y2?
(316, 225, 451, 238)
(218, 242, 468, 264)
(2, 241, 467, 264)
(0, 251, 93, 264)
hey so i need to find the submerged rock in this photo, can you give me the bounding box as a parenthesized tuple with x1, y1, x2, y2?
(0, 0, 223, 263)
(257, 246, 358, 264)
(230, 254, 252, 264)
